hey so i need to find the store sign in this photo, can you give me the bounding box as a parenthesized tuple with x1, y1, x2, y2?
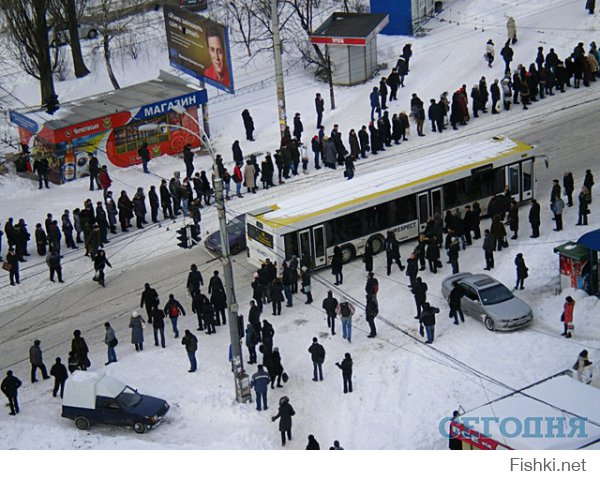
(247, 224, 274, 249)
(134, 90, 208, 121)
(9, 110, 39, 134)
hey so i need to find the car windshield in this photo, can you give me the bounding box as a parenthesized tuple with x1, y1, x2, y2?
(479, 284, 514, 305)
(116, 386, 142, 409)
(227, 217, 245, 236)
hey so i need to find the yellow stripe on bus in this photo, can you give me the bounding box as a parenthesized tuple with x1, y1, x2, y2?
(256, 138, 533, 229)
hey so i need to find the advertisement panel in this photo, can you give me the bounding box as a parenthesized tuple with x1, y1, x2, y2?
(164, 5, 234, 93)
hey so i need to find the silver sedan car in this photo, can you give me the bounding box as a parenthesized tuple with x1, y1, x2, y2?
(440, 273, 533, 331)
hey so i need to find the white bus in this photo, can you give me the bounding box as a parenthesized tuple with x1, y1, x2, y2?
(245, 137, 535, 269)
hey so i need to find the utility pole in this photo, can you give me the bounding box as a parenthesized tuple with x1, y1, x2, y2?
(198, 78, 211, 138)
(271, 0, 287, 137)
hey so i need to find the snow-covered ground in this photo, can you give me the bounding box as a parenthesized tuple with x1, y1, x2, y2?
(1, 0, 600, 451)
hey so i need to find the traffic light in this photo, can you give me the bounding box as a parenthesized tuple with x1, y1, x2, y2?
(44, 94, 60, 115)
(176, 226, 189, 249)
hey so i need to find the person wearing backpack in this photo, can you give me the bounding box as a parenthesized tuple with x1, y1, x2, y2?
(181, 330, 198, 372)
(336, 298, 356, 343)
(308, 337, 326, 381)
(322, 290, 339, 335)
(164, 294, 186, 338)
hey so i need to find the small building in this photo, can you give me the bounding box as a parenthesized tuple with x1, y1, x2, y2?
(370, 0, 443, 36)
(554, 231, 600, 295)
(450, 371, 600, 450)
(9, 71, 207, 183)
(309, 12, 389, 86)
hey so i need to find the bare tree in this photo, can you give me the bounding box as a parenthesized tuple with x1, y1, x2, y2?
(91, 0, 146, 89)
(0, 0, 61, 112)
(48, 0, 91, 78)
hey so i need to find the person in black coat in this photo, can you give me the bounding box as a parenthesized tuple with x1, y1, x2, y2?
(269, 346, 283, 389)
(449, 411, 463, 450)
(186, 264, 204, 297)
(34, 223, 47, 256)
(6, 247, 19, 286)
(368, 121, 379, 155)
(322, 290, 338, 335)
(584, 169, 594, 203)
(514, 253, 528, 290)
(270, 278, 284, 316)
(365, 297, 379, 338)
(33, 157, 50, 189)
(200, 296, 216, 334)
(428, 99, 444, 133)
(529, 199, 541, 238)
(209, 272, 227, 326)
(152, 307, 166, 347)
(358, 125, 369, 159)
(577, 188, 590, 226)
(563, 171, 575, 207)
(315, 93, 325, 128)
(148, 185, 159, 222)
(336, 353, 353, 394)
(306, 435, 320, 450)
(159, 179, 174, 219)
(385, 231, 404, 275)
(387, 68, 401, 101)
(293, 113, 303, 142)
(241, 109, 255, 141)
(183, 143, 195, 179)
(411, 277, 428, 319)
(46, 249, 63, 283)
(426, 238, 440, 274)
(331, 246, 344, 285)
(140, 283, 159, 323)
(50, 357, 68, 398)
(363, 239, 374, 273)
(405, 252, 419, 287)
(448, 284, 465, 325)
(308, 337, 325, 381)
(1, 370, 22, 415)
(272, 396, 295, 446)
(71, 330, 90, 371)
(138, 142, 150, 173)
(419, 302, 440, 344)
(93, 249, 112, 287)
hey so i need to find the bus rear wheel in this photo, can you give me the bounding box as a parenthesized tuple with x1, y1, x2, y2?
(340, 244, 355, 264)
(369, 235, 385, 255)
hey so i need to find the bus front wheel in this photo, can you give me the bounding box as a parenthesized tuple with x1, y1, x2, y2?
(340, 244, 355, 264)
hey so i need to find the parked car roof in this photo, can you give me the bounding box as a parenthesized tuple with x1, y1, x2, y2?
(63, 371, 126, 409)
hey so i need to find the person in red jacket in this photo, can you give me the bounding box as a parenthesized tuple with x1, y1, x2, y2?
(99, 165, 112, 199)
(561, 296, 575, 338)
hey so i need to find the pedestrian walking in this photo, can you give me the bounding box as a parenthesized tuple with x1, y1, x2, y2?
(129, 311, 145, 352)
(365, 297, 379, 338)
(564, 171, 575, 207)
(485, 39, 495, 68)
(29, 339, 50, 383)
(92, 249, 112, 287)
(46, 249, 64, 283)
(104, 322, 118, 364)
(331, 246, 343, 285)
(402, 43, 413, 71)
(50, 357, 68, 398)
(514, 253, 528, 290)
(507, 16, 517, 44)
(271, 396, 295, 446)
(308, 337, 325, 381)
(87, 153, 100, 190)
(1, 371, 22, 416)
(561, 296, 575, 338)
(411, 277, 428, 319)
(364, 239, 374, 272)
(164, 294, 186, 338)
(370, 87, 381, 121)
(140, 283, 160, 323)
(448, 237, 460, 274)
(241, 109, 255, 141)
(269, 346, 284, 389)
(337, 297, 355, 343)
(186, 263, 204, 297)
(71, 330, 90, 370)
(448, 284, 465, 325)
(385, 231, 405, 275)
(152, 307, 166, 348)
(508, 200, 519, 239)
(335, 353, 353, 394)
(181, 330, 198, 372)
(419, 302, 440, 344)
(322, 290, 338, 335)
(5, 247, 19, 286)
(251, 365, 270, 410)
(245, 322, 259, 364)
(584, 169, 594, 203)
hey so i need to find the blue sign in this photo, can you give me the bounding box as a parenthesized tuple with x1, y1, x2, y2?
(9, 110, 39, 134)
(134, 90, 208, 121)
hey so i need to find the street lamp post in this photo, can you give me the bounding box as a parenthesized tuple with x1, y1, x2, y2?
(139, 118, 252, 404)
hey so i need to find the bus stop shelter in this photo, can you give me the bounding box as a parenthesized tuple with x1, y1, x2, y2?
(554, 233, 599, 295)
(310, 12, 389, 86)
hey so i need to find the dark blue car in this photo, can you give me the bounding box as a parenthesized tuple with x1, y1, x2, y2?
(62, 372, 169, 434)
(204, 214, 246, 255)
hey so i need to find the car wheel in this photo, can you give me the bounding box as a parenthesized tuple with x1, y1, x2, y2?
(133, 422, 147, 434)
(75, 417, 90, 430)
(87, 29, 98, 39)
(340, 244, 355, 264)
(369, 235, 385, 255)
(484, 317, 495, 331)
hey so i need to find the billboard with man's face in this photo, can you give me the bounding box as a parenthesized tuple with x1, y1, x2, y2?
(164, 5, 234, 93)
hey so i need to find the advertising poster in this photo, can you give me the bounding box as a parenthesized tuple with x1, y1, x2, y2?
(164, 5, 234, 93)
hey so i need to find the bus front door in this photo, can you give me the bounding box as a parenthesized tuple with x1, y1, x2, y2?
(521, 159, 533, 200)
(417, 192, 430, 231)
(507, 164, 520, 202)
(312, 225, 327, 268)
